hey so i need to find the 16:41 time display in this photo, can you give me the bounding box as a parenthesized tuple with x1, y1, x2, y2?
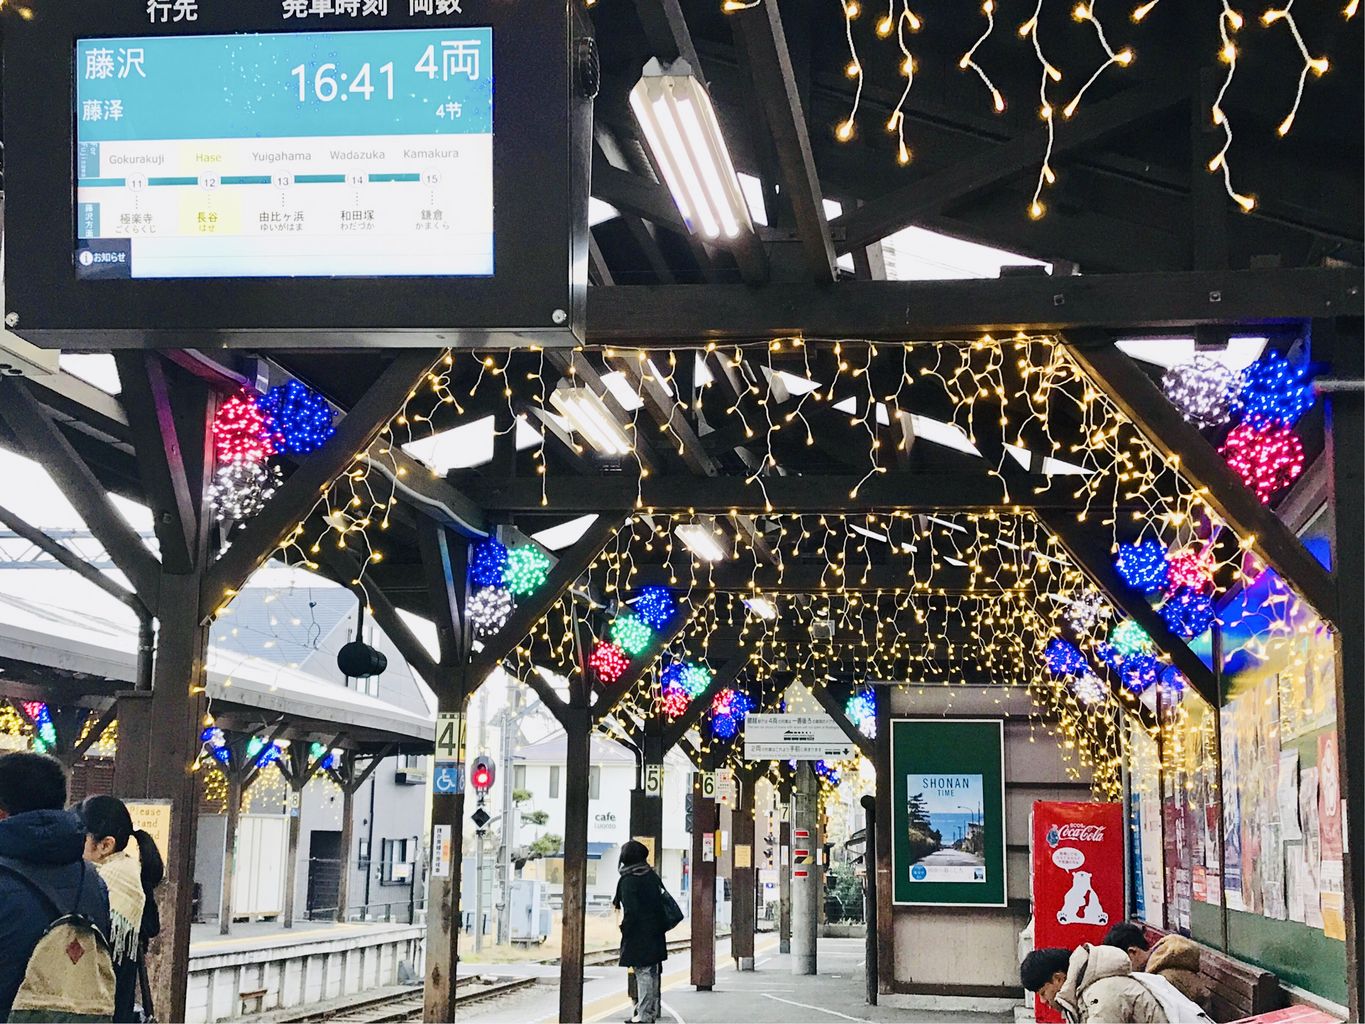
(291, 60, 395, 102)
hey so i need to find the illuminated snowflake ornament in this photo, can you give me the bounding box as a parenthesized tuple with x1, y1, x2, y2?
(1109, 619, 1154, 658)
(1160, 588, 1215, 639)
(845, 689, 877, 739)
(589, 641, 630, 683)
(261, 380, 336, 455)
(1166, 548, 1215, 593)
(1064, 588, 1111, 634)
(1072, 674, 1109, 707)
(1220, 423, 1305, 504)
(469, 538, 509, 588)
(1161, 356, 1241, 429)
(1115, 539, 1169, 593)
(209, 459, 283, 522)
(1239, 351, 1313, 428)
(503, 545, 551, 596)
(610, 613, 654, 656)
(633, 586, 677, 630)
(710, 688, 754, 740)
(1044, 638, 1089, 677)
(468, 586, 514, 637)
(1119, 654, 1161, 694)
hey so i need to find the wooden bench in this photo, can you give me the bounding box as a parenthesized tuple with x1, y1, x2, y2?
(1140, 924, 1281, 1023)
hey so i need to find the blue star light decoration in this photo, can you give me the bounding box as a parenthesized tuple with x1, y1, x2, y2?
(1160, 666, 1188, 696)
(846, 690, 877, 739)
(261, 380, 336, 454)
(633, 586, 677, 630)
(469, 538, 509, 588)
(1239, 352, 1313, 429)
(1044, 638, 1089, 677)
(1160, 588, 1215, 639)
(1115, 540, 1169, 594)
(1120, 654, 1161, 694)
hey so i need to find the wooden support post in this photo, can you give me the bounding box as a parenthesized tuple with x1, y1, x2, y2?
(873, 691, 894, 995)
(731, 774, 757, 970)
(778, 816, 792, 954)
(337, 770, 356, 923)
(630, 722, 666, 863)
(690, 760, 717, 990)
(1321, 317, 1363, 1021)
(861, 794, 878, 1005)
(220, 772, 243, 935)
(559, 705, 592, 1023)
(423, 682, 470, 1021)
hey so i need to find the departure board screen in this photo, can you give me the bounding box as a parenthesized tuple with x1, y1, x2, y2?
(74, 27, 493, 279)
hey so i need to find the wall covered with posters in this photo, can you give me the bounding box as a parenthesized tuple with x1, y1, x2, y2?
(1127, 509, 1346, 1006)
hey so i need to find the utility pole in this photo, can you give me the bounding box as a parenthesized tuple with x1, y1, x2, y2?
(791, 760, 820, 975)
(495, 676, 520, 945)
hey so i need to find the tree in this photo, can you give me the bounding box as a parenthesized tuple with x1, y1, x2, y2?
(512, 788, 534, 805)
(522, 809, 550, 826)
(528, 834, 563, 858)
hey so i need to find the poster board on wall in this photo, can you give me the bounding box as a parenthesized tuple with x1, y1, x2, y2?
(890, 718, 1006, 907)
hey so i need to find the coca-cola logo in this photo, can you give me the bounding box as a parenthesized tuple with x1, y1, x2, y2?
(1055, 823, 1106, 842)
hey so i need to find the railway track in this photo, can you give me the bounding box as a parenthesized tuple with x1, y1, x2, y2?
(278, 977, 536, 1023)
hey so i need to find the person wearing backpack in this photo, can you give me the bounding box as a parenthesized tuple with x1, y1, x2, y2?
(0, 752, 114, 1022)
(612, 841, 683, 1024)
(79, 796, 164, 1023)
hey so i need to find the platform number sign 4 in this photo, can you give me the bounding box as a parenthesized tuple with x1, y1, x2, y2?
(436, 712, 462, 760)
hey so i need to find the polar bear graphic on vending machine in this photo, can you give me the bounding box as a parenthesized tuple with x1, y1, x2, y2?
(1057, 870, 1108, 926)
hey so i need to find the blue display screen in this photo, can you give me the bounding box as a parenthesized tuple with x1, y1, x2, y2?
(74, 28, 493, 279)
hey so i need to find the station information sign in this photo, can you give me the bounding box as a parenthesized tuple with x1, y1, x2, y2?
(75, 28, 494, 280)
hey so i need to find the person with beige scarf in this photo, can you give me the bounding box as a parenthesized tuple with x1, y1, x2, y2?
(79, 797, 164, 1024)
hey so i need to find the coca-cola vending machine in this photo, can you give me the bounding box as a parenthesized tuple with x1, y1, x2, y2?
(1031, 802, 1125, 1023)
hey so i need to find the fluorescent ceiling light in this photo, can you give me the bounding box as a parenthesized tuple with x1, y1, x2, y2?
(926, 515, 969, 533)
(589, 198, 620, 228)
(532, 514, 600, 552)
(942, 555, 969, 567)
(738, 173, 769, 227)
(908, 415, 981, 457)
(880, 226, 1050, 281)
(744, 596, 779, 621)
(631, 58, 753, 241)
(832, 396, 892, 426)
(694, 352, 715, 387)
(771, 369, 822, 396)
(599, 371, 645, 412)
(402, 415, 539, 473)
(1004, 442, 1093, 477)
(850, 523, 889, 544)
(59, 354, 121, 395)
(676, 522, 728, 563)
(549, 386, 633, 457)
(1116, 336, 1267, 372)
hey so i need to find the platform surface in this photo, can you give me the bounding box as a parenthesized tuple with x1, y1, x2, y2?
(190, 919, 420, 957)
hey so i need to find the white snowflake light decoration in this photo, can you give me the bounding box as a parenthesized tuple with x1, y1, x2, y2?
(209, 459, 282, 522)
(1072, 673, 1109, 707)
(1064, 588, 1111, 634)
(469, 586, 514, 637)
(1161, 355, 1241, 429)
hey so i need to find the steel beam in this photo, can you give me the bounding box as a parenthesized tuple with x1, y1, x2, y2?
(584, 267, 1362, 342)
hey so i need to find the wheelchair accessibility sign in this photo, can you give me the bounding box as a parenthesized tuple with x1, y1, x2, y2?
(433, 760, 465, 795)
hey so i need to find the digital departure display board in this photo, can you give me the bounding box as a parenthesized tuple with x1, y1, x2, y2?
(75, 28, 493, 279)
(4, 1, 592, 348)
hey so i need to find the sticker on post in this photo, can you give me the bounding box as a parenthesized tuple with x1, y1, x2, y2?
(433, 760, 464, 795)
(702, 832, 715, 863)
(431, 824, 452, 878)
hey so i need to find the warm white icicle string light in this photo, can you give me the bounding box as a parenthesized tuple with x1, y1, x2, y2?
(1019, 0, 1061, 219)
(721, 0, 762, 11)
(886, 0, 920, 164)
(960, 0, 1006, 113)
(1344, 0, 1358, 17)
(1131, 0, 1160, 21)
(836, 0, 865, 142)
(1260, 0, 1330, 136)
(1064, 1, 1134, 118)
(1209, 2, 1256, 212)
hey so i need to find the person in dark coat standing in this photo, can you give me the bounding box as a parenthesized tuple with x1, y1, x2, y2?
(0, 752, 112, 1021)
(612, 840, 670, 1024)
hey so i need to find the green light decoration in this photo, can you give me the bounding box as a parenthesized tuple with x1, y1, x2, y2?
(1109, 618, 1154, 658)
(503, 545, 551, 596)
(610, 613, 654, 656)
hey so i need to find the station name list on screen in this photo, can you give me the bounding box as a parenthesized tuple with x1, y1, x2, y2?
(74, 27, 493, 279)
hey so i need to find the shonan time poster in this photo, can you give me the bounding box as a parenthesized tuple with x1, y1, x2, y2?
(891, 719, 1007, 906)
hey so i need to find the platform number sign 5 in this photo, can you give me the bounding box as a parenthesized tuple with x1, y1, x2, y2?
(436, 712, 462, 760)
(644, 764, 664, 798)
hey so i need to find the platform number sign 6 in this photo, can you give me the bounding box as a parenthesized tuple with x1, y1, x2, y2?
(698, 771, 717, 800)
(436, 712, 462, 760)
